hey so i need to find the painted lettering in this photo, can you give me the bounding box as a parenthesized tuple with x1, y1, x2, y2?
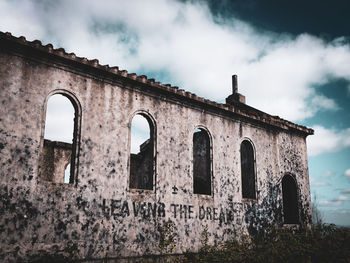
(213, 207, 218, 220)
(188, 205, 194, 219)
(170, 204, 179, 218)
(132, 201, 141, 217)
(121, 200, 130, 217)
(206, 207, 212, 220)
(157, 202, 166, 217)
(101, 199, 234, 224)
(219, 208, 225, 223)
(140, 202, 147, 217)
(199, 205, 205, 220)
(226, 209, 234, 223)
(148, 202, 157, 218)
(111, 199, 121, 217)
(180, 205, 187, 219)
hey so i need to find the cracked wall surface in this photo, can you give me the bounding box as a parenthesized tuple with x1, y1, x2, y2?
(0, 32, 313, 262)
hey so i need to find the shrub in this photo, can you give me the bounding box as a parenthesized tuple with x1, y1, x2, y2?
(181, 224, 350, 263)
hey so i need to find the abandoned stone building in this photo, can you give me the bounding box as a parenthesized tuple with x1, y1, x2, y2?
(0, 31, 314, 261)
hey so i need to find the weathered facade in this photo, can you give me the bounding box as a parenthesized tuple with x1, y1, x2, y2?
(0, 32, 313, 262)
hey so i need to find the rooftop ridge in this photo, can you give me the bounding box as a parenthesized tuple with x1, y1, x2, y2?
(0, 31, 313, 136)
(1, 31, 184, 95)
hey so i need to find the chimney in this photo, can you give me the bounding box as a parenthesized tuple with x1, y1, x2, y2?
(232, 75, 238, 94)
(226, 74, 246, 105)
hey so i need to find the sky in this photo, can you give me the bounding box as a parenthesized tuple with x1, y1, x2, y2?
(1, 0, 349, 226)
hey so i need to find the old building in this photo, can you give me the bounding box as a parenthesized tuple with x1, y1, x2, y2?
(0, 31, 313, 262)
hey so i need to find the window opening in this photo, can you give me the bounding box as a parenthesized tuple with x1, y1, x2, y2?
(41, 94, 77, 184)
(241, 140, 256, 199)
(129, 114, 154, 190)
(282, 174, 299, 224)
(64, 164, 71, 184)
(193, 128, 211, 195)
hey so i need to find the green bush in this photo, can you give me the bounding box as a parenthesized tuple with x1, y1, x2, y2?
(181, 224, 350, 263)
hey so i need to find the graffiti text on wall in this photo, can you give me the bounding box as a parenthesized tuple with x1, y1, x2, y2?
(102, 199, 234, 224)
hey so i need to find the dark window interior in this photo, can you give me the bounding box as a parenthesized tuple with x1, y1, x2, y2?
(241, 140, 256, 199)
(193, 128, 211, 195)
(282, 174, 299, 224)
(129, 114, 154, 190)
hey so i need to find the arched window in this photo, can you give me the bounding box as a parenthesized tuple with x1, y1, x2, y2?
(41, 93, 80, 184)
(193, 128, 211, 195)
(129, 113, 155, 190)
(282, 174, 299, 224)
(241, 140, 256, 199)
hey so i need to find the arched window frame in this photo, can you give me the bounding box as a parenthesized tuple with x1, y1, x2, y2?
(282, 173, 300, 224)
(192, 125, 213, 196)
(127, 110, 157, 192)
(39, 89, 82, 186)
(240, 138, 257, 200)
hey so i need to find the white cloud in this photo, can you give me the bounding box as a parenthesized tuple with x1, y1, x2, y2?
(130, 132, 149, 154)
(44, 94, 75, 143)
(320, 195, 350, 207)
(322, 171, 335, 178)
(310, 95, 339, 112)
(312, 181, 329, 187)
(341, 189, 350, 194)
(1, 0, 350, 123)
(310, 176, 329, 187)
(307, 126, 350, 156)
(337, 195, 350, 201)
(345, 169, 350, 179)
(131, 115, 150, 133)
(320, 200, 342, 207)
(131, 115, 150, 154)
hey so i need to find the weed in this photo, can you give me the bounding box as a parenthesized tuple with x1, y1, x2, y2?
(181, 224, 350, 263)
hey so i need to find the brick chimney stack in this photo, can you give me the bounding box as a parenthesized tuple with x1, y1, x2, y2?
(226, 75, 246, 105)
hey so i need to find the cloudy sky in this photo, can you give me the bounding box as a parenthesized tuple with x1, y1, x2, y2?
(1, 0, 349, 225)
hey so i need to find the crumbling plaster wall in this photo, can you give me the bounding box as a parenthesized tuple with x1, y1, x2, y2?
(0, 49, 311, 262)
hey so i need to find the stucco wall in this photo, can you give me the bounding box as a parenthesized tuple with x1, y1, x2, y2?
(0, 36, 312, 262)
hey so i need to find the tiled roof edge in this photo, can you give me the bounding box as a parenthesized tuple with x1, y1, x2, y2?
(0, 31, 314, 136)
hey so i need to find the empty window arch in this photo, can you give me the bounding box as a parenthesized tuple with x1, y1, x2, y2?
(241, 139, 256, 199)
(282, 174, 299, 224)
(129, 113, 155, 190)
(193, 128, 212, 195)
(41, 93, 80, 184)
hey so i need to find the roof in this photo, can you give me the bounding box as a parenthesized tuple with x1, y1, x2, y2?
(0, 31, 313, 136)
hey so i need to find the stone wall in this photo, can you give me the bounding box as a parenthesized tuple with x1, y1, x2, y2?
(41, 139, 72, 183)
(0, 32, 313, 262)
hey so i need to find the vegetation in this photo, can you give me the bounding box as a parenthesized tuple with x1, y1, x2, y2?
(158, 219, 177, 255)
(311, 192, 323, 225)
(181, 224, 350, 263)
(22, 222, 350, 263)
